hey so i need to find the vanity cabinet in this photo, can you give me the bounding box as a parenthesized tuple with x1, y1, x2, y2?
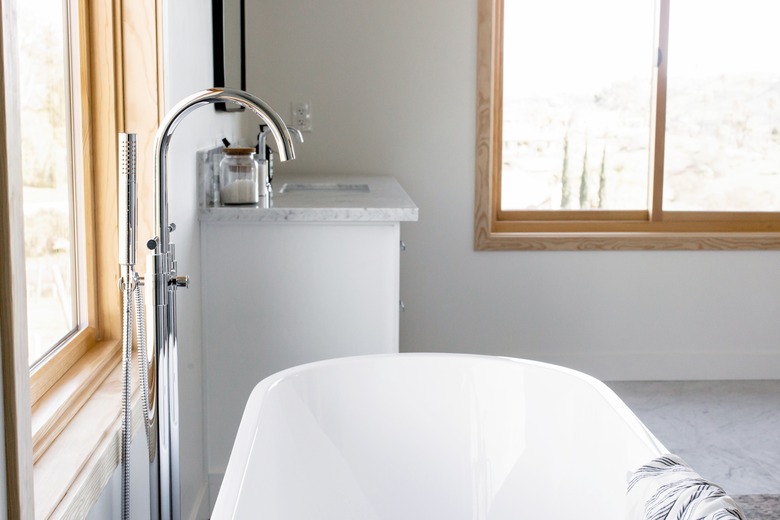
(199, 174, 417, 478)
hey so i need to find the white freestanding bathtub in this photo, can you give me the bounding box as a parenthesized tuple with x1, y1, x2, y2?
(211, 354, 666, 519)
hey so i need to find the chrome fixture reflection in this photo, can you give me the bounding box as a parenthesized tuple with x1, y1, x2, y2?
(146, 88, 296, 520)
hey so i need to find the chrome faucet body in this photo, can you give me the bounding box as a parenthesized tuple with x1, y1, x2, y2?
(147, 88, 295, 520)
(258, 124, 303, 196)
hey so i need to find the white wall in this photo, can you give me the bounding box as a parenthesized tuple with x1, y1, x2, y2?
(245, 0, 780, 381)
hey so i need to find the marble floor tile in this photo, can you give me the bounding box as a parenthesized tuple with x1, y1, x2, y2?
(607, 380, 780, 496)
(733, 494, 780, 520)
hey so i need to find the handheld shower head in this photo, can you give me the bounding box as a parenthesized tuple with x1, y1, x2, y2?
(118, 133, 137, 269)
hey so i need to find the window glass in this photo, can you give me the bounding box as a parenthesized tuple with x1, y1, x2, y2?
(17, 0, 79, 365)
(501, 0, 655, 211)
(664, 0, 780, 211)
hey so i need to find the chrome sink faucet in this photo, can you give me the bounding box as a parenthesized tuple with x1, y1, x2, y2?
(146, 88, 296, 520)
(258, 124, 303, 196)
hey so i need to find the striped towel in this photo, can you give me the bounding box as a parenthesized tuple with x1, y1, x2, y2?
(626, 454, 747, 520)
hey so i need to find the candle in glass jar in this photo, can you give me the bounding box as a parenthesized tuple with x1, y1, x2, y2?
(219, 147, 259, 204)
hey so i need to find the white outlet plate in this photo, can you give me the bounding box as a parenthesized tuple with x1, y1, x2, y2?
(291, 102, 312, 132)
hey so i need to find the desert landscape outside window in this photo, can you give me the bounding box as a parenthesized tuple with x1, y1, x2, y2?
(475, 0, 780, 250)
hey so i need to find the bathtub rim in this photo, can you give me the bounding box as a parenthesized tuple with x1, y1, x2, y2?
(212, 352, 667, 518)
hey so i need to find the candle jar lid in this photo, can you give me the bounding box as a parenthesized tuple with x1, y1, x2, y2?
(222, 147, 256, 156)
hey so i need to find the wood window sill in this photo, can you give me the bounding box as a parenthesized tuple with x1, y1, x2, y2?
(32, 339, 144, 519)
(474, 229, 780, 251)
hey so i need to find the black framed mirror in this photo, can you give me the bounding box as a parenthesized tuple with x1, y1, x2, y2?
(212, 0, 246, 112)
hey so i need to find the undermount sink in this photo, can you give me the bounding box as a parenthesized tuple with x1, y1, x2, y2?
(279, 183, 370, 193)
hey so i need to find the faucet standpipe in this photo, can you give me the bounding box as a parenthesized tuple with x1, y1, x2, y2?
(147, 88, 296, 520)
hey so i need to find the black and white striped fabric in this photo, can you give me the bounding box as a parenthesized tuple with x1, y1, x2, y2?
(626, 454, 747, 520)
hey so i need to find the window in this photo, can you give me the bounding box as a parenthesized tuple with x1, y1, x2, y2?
(16, 0, 100, 406)
(475, 0, 780, 250)
(1, 0, 161, 516)
(18, 0, 80, 367)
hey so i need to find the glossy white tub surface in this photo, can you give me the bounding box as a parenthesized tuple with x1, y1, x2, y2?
(212, 354, 666, 519)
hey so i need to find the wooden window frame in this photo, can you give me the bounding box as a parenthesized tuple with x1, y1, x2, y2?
(474, 0, 780, 251)
(2, 0, 162, 517)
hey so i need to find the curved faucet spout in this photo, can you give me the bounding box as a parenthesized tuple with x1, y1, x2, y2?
(154, 88, 296, 253)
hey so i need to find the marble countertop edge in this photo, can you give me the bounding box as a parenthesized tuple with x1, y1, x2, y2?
(198, 174, 419, 223)
(199, 206, 419, 223)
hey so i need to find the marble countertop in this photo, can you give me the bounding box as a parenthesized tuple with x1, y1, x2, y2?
(199, 173, 418, 223)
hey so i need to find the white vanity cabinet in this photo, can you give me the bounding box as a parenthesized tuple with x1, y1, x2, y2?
(199, 174, 417, 480)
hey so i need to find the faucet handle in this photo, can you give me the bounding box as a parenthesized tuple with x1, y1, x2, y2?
(171, 275, 189, 289)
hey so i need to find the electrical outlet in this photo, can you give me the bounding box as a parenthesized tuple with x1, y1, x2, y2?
(291, 102, 312, 132)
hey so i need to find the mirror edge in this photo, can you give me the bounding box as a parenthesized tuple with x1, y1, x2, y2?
(212, 0, 246, 112)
